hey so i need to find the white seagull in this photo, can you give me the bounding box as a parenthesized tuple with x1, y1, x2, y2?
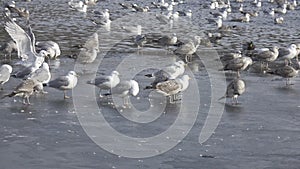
(87, 71, 120, 97)
(107, 80, 140, 107)
(47, 71, 78, 99)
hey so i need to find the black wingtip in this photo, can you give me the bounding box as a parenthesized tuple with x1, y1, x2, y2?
(144, 86, 154, 90)
(145, 74, 153, 78)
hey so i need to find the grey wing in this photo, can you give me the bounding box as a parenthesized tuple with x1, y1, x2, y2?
(278, 48, 290, 57)
(111, 81, 131, 95)
(226, 80, 235, 97)
(224, 58, 244, 70)
(257, 50, 272, 60)
(175, 42, 194, 54)
(29, 68, 49, 82)
(48, 76, 69, 89)
(93, 76, 109, 86)
(151, 70, 169, 86)
(27, 25, 36, 53)
(5, 21, 35, 60)
(15, 67, 33, 78)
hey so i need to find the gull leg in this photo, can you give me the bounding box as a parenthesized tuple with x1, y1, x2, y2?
(64, 90, 70, 99)
(237, 71, 241, 78)
(22, 97, 26, 105)
(99, 89, 103, 98)
(26, 96, 31, 105)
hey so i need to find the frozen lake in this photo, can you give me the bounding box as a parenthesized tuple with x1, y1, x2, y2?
(0, 0, 300, 168)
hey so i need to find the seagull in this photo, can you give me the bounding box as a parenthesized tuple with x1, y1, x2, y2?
(119, 2, 132, 9)
(264, 8, 275, 17)
(230, 13, 250, 22)
(274, 4, 287, 14)
(77, 33, 99, 64)
(0, 64, 13, 90)
(84, 0, 98, 5)
(174, 36, 201, 62)
(278, 44, 298, 65)
(2, 79, 39, 105)
(219, 78, 246, 105)
(254, 46, 279, 69)
(5, 5, 30, 20)
(87, 71, 120, 97)
(156, 33, 177, 50)
(35, 41, 61, 60)
(274, 17, 284, 24)
(4, 19, 48, 66)
(155, 75, 190, 103)
(131, 3, 150, 12)
(93, 9, 110, 21)
(221, 57, 253, 77)
(206, 16, 223, 29)
(68, 0, 88, 13)
(134, 34, 147, 50)
(210, 9, 228, 20)
(220, 50, 242, 63)
(177, 10, 192, 17)
(47, 71, 78, 99)
(121, 25, 142, 35)
(267, 65, 299, 85)
(145, 60, 186, 89)
(155, 13, 171, 24)
(27, 62, 51, 94)
(105, 80, 140, 107)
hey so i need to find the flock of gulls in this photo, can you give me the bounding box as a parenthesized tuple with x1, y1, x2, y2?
(0, 0, 299, 108)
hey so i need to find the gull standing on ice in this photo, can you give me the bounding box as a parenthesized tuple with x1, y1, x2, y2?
(47, 71, 78, 99)
(145, 60, 186, 89)
(219, 78, 246, 105)
(106, 80, 140, 107)
(155, 75, 190, 103)
(278, 44, 299, 66)
(87, 71, 120, 97)
(174, 36, 201, 62)
(221, 57, 253, 77)
(267, 65, 299, 86)
(2, 79, 39, 105)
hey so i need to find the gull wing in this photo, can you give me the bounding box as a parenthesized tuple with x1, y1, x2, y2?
(48, 76, 69, 89)
(5, 21, 36, 61)
(278, 47, 290, 58)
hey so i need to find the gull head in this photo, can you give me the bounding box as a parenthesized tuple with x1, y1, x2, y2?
(68, 71, 78, 77)
(2, 64, 13, 73)
(111, 71, 120, 76)
(290, 44, 297, 50)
